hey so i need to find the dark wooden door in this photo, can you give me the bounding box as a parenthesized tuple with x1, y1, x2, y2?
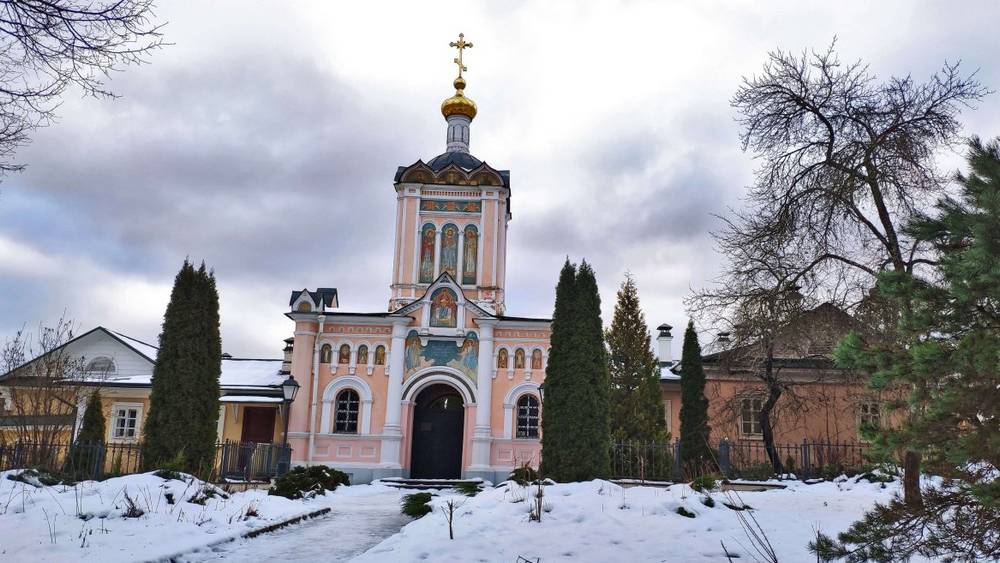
(410, 384, 464, 479)
(241, 407, 276, 444)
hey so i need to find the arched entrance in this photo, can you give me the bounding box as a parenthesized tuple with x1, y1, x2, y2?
(409, 383, 465, 479)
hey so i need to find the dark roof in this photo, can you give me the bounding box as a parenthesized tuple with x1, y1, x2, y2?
(496, 315, 552, 323)
(289, 287, 338, 308)
(427, 151, 483, 171)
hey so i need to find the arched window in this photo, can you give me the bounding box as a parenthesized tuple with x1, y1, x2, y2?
(296, 301, 312, 312)
(374, 345, 386, 365)
(338, 344, 351, 364)
(419, 223, 436, 283)
(497, 348, 509, 369)
(531, 349, 543, 370)
(357, 345, 369, 365)
(440, 223, 459, 277)
(514, 348, 525, 369)
(334, 389, 360, 433)
(319, 344, 332, 364)
(462, 225, 478, 284)
(85, 356, 116, 376)
(516, 395, 540, 438)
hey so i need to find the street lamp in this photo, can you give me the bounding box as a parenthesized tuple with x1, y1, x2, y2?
(278, 375, 300, 474)
(538, 382, 545, 401)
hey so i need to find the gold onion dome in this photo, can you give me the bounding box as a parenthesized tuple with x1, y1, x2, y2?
(441, 76, 477, 120)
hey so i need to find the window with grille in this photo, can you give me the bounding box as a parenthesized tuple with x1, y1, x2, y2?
(859, 401, 881, 429)
(112, 404, 141, 441)
(739, 397, 763, 437)
(516, 395, 540, 438)
(334, 389, 360, 433)
(85, 356, 116, 375)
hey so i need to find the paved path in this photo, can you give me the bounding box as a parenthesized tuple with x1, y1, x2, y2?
(180, 490, 409, 562)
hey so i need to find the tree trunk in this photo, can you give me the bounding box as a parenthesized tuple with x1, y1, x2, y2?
(903, 450, 922, 507)
(759, 347, 784, 475)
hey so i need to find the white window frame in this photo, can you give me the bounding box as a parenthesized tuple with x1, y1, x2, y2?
(110, 402, 143, 443)
(739, 397, 764, 438)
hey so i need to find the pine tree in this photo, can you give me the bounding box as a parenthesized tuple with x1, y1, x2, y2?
(77, 390, 106, 444)
(812, 137, 1000, 562)
(67, 389, 106, 477)
(142, 260, 222, 473)
(606, 275, 666, 443)
(574, 261, 611, 479)
(541, 259, 579, 480)
(678, 320, 712, 476)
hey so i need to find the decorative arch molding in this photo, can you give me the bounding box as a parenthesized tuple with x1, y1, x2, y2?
(320, 376, 373, 435)
(503, 382, 541, 439)
(402, 367, 477, 405)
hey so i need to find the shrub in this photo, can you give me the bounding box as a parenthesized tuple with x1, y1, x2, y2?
(675, 506, 696, 518)
(454, 481, 482, 497)
(7, 469, 63, 487)
(268, 466, 350, 500)
(188, 485, 229, 505)
(738, 463, 774, 481)
(401, 492, 434, 518)
(154, 469, 184, 481)
(508, 463, 539, 485)
(701, 495, 716, 508)
(689, 473, 718, 492)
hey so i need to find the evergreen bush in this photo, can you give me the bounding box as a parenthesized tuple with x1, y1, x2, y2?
(267, 465, 350, 500)
(675, 506, 696, 518)
(401, 492, 434, 517)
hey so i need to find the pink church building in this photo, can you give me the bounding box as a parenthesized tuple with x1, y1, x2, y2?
(285, 47, 550, 483)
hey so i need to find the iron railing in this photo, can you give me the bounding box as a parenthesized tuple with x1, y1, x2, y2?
(610, 439, 874, 482)
(0, 439, 291, 482)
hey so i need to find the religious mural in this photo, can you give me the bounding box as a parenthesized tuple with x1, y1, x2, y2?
(338, 344, 351, 364)
(404, 330, 479, 381)
(440, 224, 459, 277)
(374, 345, 386, 365)
(419, 223, 436, 283)
(531, 349, 542, 370)
(357, 345, 368, 366)
(430, 287, 458, 328)
(420, 199, 482, 213)
(497, 348, 508, 369)
(514, 348, 525, 369)
(462, 225, 478, 285)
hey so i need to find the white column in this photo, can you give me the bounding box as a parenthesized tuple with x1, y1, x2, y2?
(433, 228, 442, 278)
(457, 229, 465, 284)
(470, 320, 496, 470)
(380, 319, 408, 468)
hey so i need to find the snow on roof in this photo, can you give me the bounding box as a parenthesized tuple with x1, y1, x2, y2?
(97, 358, 284, 389)
(660, 366, 681, 381)
(219, 395, 284, 403)
(111, 331, 159, 361)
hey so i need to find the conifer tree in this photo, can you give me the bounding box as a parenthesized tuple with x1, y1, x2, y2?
(76, 390, 106, 445)
(678, 320, 712, 475)
(812, 137, 1000, 562)
(541, 259, 579, 480)
(606, 275, 666, 443)
(574, 261, 611, 479)
(142, 260, 222, 473)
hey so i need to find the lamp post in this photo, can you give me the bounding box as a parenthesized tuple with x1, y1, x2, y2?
(278, 375, 300, 475)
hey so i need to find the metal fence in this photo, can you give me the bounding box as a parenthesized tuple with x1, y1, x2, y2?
(611, 439, 874, 482)
(0, 440, 291, 482)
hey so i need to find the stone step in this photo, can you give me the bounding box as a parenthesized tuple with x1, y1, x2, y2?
(380, 478, 483, 490)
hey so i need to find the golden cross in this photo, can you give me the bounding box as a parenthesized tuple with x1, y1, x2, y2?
(449, 32, 473, 78)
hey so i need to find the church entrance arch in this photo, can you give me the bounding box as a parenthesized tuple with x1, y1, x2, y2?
(409, 383, 465, 479)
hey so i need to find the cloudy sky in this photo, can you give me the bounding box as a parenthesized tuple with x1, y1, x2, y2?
(1, 1, 998, 358)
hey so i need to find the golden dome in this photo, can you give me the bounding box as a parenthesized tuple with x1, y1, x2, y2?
(441, 77, 477, 120)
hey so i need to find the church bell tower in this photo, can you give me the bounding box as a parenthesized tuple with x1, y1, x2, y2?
(389, 34, 512, 315)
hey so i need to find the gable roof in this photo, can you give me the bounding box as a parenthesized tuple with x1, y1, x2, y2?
(0, 326, 155, 381)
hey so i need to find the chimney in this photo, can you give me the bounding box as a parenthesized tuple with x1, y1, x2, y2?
(281, 337, 294, 374)
(656, 324, 673, 367)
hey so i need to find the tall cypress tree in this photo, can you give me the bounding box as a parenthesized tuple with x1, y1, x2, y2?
(574, 261, 611, 479)
(67, 389, 107, 477)
(541, 259, 579, 480)
(679, 320, 712, 475)
(606, 275, 666, 443)
(142, 260, 222, 472)
(76, 390, 106, 445)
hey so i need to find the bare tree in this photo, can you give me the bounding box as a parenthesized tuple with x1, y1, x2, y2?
(0, 1, 164, 177)
(0, 317, 103, 466)
(700, 40, 987, 504)
(440, 498, 464, 540)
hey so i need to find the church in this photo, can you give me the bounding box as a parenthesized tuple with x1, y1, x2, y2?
(285, 35, 549, 483)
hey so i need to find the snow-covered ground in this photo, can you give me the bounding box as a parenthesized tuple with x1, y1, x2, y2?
(356, 476, 930, 563)
(0, 469, 403, 562)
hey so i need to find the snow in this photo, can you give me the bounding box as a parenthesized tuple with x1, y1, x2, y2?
(354, 477, 936, 563)
(94, 358, 285, 390)
(0, 470, 398, 562)
(219, 395, 285, 403)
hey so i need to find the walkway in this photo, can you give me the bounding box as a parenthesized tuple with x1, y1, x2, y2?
(180, 488, 409, 562)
